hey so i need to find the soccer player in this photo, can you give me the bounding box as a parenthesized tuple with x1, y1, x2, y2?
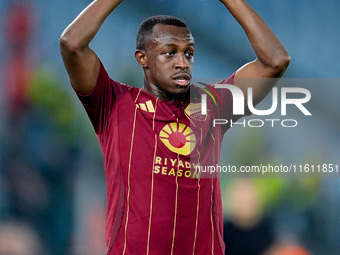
(60, 0, 290, 254)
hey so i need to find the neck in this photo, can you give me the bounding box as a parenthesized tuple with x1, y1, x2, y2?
(143, 84, 188, 102)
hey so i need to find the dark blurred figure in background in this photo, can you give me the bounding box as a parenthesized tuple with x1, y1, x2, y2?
(223, 179, 274, 255)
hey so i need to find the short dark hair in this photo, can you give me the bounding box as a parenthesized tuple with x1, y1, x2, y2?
(136, 15, 188, 51)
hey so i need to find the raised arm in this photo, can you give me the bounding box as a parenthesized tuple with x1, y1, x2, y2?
(59, 0, 123, 94)
(219, 0, 290, 107)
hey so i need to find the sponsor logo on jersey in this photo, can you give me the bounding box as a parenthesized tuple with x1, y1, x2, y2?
(159, 122, 196, 156)
(153, 156, 201, 179)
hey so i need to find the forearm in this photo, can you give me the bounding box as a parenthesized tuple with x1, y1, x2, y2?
(220, 0, 290, 71)
(60, 0, 122, 51)
(60, 0, 123, 94)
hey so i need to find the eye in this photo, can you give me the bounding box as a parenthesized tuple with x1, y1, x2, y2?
(163, 51, 175, 57)
(185, 51, 194, 58)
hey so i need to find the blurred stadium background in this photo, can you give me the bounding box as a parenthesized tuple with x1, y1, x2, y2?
(0, 0, 339, 254)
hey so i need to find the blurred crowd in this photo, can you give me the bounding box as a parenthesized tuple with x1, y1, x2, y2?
(0, 2, 106, 254)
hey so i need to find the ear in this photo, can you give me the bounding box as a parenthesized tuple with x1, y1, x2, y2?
(135, 50, 148, 69)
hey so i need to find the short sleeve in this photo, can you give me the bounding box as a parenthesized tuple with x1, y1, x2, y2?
(216, 74, 234, 120)
(75, 62, 129, 134)
(214, 74, 249, 134)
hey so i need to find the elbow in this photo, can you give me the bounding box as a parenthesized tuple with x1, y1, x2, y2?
(270, 52, 291, 76)
(59, 35, 73, 55)
(276, 52, 291, 70)
(59, 33, 82, 55)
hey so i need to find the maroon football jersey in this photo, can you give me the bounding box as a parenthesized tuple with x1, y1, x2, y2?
(76, 62, 235, 255)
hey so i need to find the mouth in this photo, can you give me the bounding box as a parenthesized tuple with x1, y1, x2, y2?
(172, 73, 191, 87)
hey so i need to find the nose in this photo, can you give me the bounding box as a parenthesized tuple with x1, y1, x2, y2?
(174, 53, 189, 70)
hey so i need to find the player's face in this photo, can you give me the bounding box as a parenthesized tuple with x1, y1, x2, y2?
(141, 24, 195, 101)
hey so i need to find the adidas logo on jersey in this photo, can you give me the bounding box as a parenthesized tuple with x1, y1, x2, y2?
(136, 100, 155, 113)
